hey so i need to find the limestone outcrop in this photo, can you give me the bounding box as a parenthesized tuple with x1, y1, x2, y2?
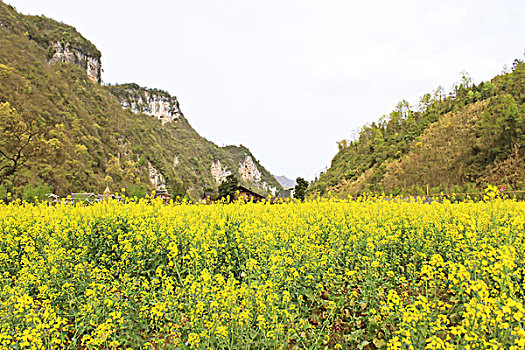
(211, 160, 232, 183)
(49, 42, 101, 83)
(238, 156, 277, 195)
(238, 156, 261, 183)
(109, 84, 183, 125)
(148, 162, 166, 190)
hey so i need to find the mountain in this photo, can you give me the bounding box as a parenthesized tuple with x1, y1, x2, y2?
(0, 1, 281, 200)
(310, 61, 525, 196)
(275, 175, 296, 189)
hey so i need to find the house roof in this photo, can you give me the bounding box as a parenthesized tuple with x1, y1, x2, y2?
(237, 184, 266, 198)
(70, 193, 96, 198)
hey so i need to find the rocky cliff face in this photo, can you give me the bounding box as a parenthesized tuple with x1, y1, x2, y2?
(238, 156, 261, 183)
(0, 1, 282, 200)
(238, 156, 277, 195)
(211, 160, 232, 183)
(11, 11, 104, 84)
(211, 156, 277, 195)
(148, 162, 166, 190)
(107, 83, 281, 198)
(108, 84, 183, 124)
(48, 42, 101, 83)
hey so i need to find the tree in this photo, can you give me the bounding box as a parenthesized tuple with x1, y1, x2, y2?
(294, 177, 309, 201)
(218, 174, 238, 202)
(0, 102, 39, 181)
(169, 179, 187, 200)
(460, 71, 472, 89)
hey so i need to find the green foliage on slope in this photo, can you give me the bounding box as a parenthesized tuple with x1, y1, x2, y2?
(311, 61, 525, 196)
(0, 1, 280, 200)
(106, 84, 281, 198)
(0, 2, 100, 58)
(218, 174, 239, 202)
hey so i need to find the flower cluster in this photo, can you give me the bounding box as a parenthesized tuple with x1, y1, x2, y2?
(0, 197, 523, 349)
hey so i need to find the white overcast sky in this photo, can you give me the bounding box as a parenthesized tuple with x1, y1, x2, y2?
(6, 0, 525, 180)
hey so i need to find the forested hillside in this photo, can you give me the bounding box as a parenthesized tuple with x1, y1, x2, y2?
(310, 60, 525, 196)
(0, 1, 280, 200)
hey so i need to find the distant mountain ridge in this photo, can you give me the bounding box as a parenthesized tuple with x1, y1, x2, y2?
(0, 1, 281, 199)
(310, 60, 525, 196)
(275, 175, 296, 189)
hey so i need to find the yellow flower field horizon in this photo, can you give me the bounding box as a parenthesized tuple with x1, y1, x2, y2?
(0, 198, 524, 349)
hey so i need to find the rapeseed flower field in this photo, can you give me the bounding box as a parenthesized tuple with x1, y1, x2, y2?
(0, 197, 524, 349)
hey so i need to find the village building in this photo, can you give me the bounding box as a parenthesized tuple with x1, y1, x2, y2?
(237, 185, 266, 202)
(278, 187, 295, 199)
(154, 188, 171, 202)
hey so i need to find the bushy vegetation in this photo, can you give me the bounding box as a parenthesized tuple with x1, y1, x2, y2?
(0, 1, 280, 200)
(0, 21, 141, 196)
(0, 197, 524, 349)
(294, 177, 309, 201)
(217, 174, 239, 202)
(311, 61, 525, 196)
(24, 14, 101, 59)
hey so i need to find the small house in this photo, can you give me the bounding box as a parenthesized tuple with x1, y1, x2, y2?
(278, 187, 295, 199)
(65, 193, 97, 205)
(154, 188, 171, 202)
(237, 185, 266, 202)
